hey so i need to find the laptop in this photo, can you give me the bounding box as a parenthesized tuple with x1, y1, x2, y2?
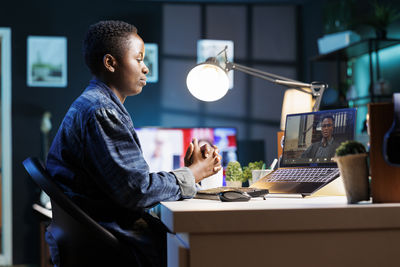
(250, 108, 357, 197)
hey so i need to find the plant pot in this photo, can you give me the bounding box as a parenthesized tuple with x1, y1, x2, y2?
(225, 180, 242, 188)
(249, 170, 273, 185)
(334, 153, 370, 204)
(375, 29, 387, 40)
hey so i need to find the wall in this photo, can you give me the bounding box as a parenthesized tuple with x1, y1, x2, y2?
(0, 0, 304, 264)
(161, 3, 299, 164)
(302, 0, 400, 137)
(2, 0, 395, 264)
(0, 1, 162, 264)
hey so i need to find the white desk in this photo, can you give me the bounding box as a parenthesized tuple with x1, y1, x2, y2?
(160, 196, 400, 267)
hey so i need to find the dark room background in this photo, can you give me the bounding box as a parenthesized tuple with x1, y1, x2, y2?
(1, 0, 400, 265)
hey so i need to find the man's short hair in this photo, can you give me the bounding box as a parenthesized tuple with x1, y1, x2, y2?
(321, 114, 335, 124)
(83, 20, 137, 75)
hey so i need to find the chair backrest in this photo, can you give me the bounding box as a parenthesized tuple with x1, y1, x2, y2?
(23, 157, 138, 267)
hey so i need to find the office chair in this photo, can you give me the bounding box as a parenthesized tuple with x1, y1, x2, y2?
(23, 157, 139, 267)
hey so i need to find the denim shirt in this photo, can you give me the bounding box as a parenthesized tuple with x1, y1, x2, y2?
(46, 79, 196, 228)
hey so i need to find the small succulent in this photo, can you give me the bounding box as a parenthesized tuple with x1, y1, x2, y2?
(335, 140, 367, 157)
(242, 161, 265, 182)
(225, 161, 243, 182)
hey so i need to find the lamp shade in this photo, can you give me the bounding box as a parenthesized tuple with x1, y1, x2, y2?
(280, 89, 313, 130)
(186, 63, 229, 102)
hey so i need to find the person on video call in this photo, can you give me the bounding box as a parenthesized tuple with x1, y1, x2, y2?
(45, 20, 222, 267)
(301, 115, 340, 159)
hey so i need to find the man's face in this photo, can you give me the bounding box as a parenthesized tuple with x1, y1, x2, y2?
(114, 33, 149, 97)
(321, 118, 334, 139)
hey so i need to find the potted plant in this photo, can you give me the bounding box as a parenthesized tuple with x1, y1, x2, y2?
(318, 0, 360, 55)
(322, 0, 355, 35)
(243, 160, 265, 185)
(334, 140, 369, 203)
(365, 0, 400, 39)
(225, 161, 244, 187)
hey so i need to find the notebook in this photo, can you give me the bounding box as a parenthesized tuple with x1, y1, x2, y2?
(250, 108, 357, 197)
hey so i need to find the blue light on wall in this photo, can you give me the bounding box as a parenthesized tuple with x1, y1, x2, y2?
(353, 53, 370, 134)
(352, 44, 400, 134)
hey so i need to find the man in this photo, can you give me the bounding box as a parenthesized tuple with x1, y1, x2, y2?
(301, 115, 340, 159)
(46, 20, 221, 266)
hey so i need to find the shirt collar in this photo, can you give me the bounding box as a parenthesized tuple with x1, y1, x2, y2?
(88, 79, 130, 116)
(321, 137, 334, 146)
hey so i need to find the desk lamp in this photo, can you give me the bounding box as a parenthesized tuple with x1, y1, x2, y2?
(186, 46, 327, 116)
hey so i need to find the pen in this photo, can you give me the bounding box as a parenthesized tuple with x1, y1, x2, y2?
(269, 158, 278, 170)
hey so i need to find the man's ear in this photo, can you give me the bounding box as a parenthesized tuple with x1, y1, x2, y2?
(103, 54, 117, 73)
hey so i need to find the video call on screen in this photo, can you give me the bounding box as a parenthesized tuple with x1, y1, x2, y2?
(282, 109, 356, 165)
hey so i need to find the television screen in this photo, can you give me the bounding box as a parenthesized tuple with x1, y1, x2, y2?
(135, 127, 238, 173)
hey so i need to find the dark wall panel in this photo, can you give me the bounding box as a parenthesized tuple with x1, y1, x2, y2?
(0, 0, 334, 265)
(0, 1, 162, 264)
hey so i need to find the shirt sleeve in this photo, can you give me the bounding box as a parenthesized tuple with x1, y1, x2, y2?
(171, 167, 197, 198)
(84, 108, 194, 210)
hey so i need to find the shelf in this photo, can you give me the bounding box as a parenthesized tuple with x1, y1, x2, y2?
(346, 94, 393, 103)
(311, 38, 400, 61)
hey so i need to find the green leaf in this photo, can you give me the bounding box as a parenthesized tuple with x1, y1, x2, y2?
(335, 140, 366, 157)
(225, 161, 243, 181)
(242, 161, 265, 182)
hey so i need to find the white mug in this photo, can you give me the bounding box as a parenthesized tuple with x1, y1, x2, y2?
(200, 169, 223, 189)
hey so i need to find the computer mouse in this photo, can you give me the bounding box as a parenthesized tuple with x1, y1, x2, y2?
(218, 190, 251, 202)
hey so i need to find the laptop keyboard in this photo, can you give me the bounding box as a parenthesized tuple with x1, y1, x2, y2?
(266, 168, 340, 183)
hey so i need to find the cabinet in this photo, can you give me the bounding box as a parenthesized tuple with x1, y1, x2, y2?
(310, 38, 400, 107)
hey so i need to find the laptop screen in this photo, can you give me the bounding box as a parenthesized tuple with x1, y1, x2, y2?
(281, 108, 356, 167)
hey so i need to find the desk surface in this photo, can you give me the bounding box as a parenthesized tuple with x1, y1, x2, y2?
(160, 196, 400, 233)
(161, 196, 400, 267)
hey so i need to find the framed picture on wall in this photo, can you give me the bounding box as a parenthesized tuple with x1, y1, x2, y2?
(197, 39, 234, 89)
(27, 36, 67, 87)
(144, 43, 158, 83)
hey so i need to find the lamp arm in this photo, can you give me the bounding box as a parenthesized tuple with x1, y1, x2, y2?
(226, 61, 326, 111)
(227, 62, 307, 86)
(228, 62, 313, 95)
(273, 80, 314, 95)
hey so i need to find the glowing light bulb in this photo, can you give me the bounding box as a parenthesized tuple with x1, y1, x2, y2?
(186, 64, 229, 102)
